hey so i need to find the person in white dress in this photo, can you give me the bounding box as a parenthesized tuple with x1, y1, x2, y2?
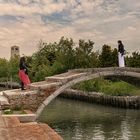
(118, 40, 125, 67)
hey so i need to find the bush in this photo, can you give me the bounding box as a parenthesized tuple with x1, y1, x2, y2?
(3, 109, 13, 114)
(72, 78, 140, 96)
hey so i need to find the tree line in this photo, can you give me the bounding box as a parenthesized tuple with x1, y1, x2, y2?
(0, 37, 139, 82)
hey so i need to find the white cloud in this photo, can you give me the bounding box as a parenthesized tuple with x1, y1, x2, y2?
(0, 1, 66, 17)
(18, 0, 31, 5)
(0, 0, 140, 59)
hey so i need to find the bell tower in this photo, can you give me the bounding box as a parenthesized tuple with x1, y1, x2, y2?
(11, 46, 20, 58)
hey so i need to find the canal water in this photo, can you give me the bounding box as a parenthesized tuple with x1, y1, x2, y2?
(39, 98, 140, 140)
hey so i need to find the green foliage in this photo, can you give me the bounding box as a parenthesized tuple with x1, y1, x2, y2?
(73, 78, 140, 96)
(8, 56, 20, 82)
(0, 58, 8, 78)
(99, 45, 118, 67)
(31, 65, 51, 82)
(51, 61, 66, 75)
(101, 81, 140, 96)
(0, 56, 20, 82)
(3, 107, 27, 115)
(3, 109, 13, 114)
(126, 52, 140, 67)
(74, 40, 99, 68)
(112, 48, 118, 66)
(72, 78, 109, 92)
(29, 37, 100, 81)
(14, 105, 23, 111)
(0, 37, 139, 83)
(55, 37, 75, 70)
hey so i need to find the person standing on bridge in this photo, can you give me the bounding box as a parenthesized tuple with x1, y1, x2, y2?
(118, 40, 125, 67)
(19, 56, 31, 90)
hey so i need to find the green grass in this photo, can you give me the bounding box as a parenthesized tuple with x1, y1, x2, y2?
(72, 78, 140, 96)
(3, 109, 27, 115)
(3, 109, 13, 114)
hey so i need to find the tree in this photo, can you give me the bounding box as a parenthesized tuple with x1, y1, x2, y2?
(74, 39, 97, 68)
(100, 45, 118, 67)
(126, 52, 140, 67)
(55, 37, 75, 70)
(0, 58, 9, 81)
(8, 56, 20, 82)
(111, 48, 118, 66)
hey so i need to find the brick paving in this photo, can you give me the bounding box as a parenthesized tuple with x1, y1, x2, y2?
(0, 116, 63, 140)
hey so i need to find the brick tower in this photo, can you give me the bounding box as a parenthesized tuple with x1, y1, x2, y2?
(11, 46, 20, 58)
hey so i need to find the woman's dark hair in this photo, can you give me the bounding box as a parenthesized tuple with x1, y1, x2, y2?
(118, 40, 122, 44)
(20, 57, 25, 64)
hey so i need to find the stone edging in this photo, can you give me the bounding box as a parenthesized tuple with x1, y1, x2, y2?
(60, 89, 140, 109)
(2, 111, 36, 122)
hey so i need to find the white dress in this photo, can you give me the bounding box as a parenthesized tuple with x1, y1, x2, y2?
(118, 52, 125, 67)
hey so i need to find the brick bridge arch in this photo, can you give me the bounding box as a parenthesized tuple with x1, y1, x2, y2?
(35, 67, 140, 120)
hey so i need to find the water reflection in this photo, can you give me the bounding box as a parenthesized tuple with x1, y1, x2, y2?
(39, 98, 140, 140)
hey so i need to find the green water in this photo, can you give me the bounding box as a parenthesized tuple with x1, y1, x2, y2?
(39, 98, 140, 140)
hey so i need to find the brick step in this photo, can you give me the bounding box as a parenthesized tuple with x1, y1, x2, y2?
(29, 81, 61, 90)
(2, 114, 36, 123)
(2, 89, 37, 99)
(0, 92, 9, 105)
(45, 72, 87, 83)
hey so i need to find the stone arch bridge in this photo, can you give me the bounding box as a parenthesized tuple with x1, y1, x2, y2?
(1, 67, 140, 120)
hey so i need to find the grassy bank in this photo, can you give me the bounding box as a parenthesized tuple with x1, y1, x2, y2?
(72, 78, 140, 96)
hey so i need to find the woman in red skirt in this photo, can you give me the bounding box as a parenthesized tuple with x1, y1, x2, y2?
(19, 57, 31, 90)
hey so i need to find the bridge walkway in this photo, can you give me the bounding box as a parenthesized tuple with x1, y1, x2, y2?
(1, 67, 140, 109)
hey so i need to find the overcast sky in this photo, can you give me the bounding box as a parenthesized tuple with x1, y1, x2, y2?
(0, 0, 139, 59)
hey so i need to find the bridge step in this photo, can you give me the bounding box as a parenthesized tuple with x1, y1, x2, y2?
(2, 114, 36, 123)
(45, 72, 87, 83)
(0, 92, 9, 106)
(29, 81, 61, 90)
(2, 89, 37, 99)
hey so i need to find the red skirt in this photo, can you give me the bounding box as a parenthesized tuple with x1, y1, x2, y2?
(19, 70, 31, 86)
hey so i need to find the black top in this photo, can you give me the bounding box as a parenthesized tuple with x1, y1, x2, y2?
(19, 62, 26, 69)
(19, 62, 28, 74)
(118, 43, 125, 55)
